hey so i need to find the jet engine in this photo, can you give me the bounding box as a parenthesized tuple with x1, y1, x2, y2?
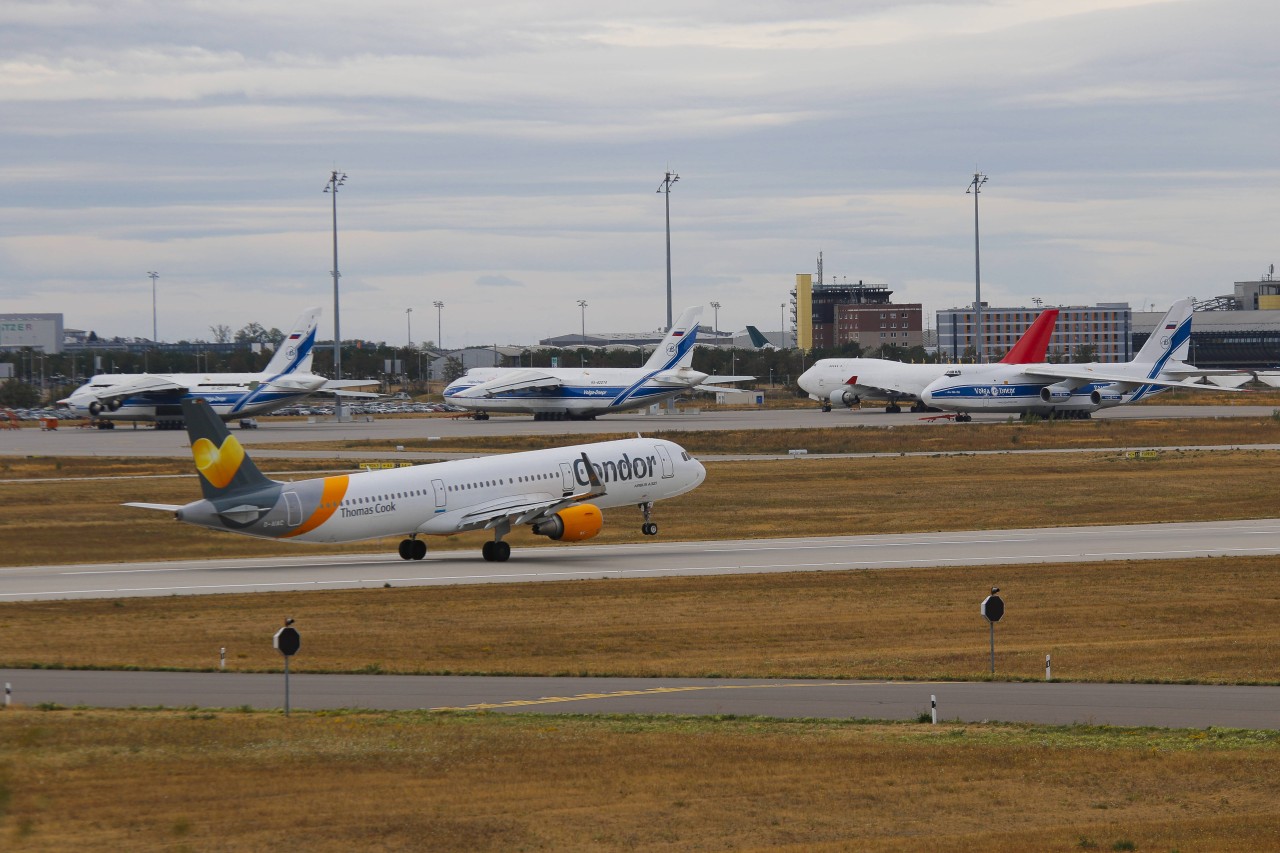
(1039, 383, 1074, 403)
(830, 387, 858, 408)
(88, 402, 103, 416)
(1091, 387, 1124, 406)
(531, 504, 603, 541)
(106, 399, 121, 412)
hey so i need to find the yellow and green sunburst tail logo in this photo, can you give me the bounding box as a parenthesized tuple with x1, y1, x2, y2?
(192, 435, 246, 489)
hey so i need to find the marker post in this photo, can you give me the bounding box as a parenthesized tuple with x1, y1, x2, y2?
(980, 587, 1005, 675)
(273, 620, 301, 716)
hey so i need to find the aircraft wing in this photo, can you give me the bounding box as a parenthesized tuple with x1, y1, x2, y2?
(79, 375, 190, 403)
(1021, 365, 1240, 392)
(450, 369, 563, 398)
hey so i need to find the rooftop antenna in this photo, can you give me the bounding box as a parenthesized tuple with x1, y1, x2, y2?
(817, 251, 823, 286)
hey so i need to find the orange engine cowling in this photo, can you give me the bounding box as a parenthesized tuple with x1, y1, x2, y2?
(531, 504, 603, 542)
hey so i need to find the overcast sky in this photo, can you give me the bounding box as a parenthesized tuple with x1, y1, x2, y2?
(2, 0, 1277, 348)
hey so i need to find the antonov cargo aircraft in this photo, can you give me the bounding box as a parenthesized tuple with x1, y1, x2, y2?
(797, 308, 1059, 413)
(125, 398, 706, 562)
(443, 305, 753, 420)
(920, 299, 1239, 419)
(59, 307, 374, 428)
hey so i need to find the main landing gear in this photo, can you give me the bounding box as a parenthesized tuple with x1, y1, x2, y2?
(398, 536, 427, 560)
(640, 502, 658, 536)
(481, 519, 512, 562)
(481, 540, 511, 562)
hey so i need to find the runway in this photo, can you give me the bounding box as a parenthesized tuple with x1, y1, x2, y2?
(3, 668, 1276, 729)
(3, 404, 1275, 458)
(3, 518, 1278, 600)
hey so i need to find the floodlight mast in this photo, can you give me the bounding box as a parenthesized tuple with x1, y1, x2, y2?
(147, 271, 159, 345)
(657, 170, 679, 330)
(325, 170, 347, 420)
(966, 172, 987, 362)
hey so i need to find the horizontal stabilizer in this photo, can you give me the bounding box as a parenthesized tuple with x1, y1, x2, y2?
(696, 375, 755, 385)
(122, 502, 182, 512)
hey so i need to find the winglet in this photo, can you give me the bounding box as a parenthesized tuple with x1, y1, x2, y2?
(578, 451, 607, 497)
(1000, 308, 1059, 364)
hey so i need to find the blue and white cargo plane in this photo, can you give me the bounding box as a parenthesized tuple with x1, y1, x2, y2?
(58, 307, 374, 429)
(125, 398, 706, 562)
(920, 299, 1242, 420)
(443, 306, 753, 420)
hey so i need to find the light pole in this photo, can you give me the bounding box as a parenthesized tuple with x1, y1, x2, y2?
(710, 301, 720, 345)
(966, 172, 987, 362)
(577, 299, 588, 366)
(780, 302, 786, 348)
(324, 170, 348, 420)
(656, 170, 679, 330)
(405, 307, 413, 382)
(147, 271, 158, 344)
(433, 300, 444, 382)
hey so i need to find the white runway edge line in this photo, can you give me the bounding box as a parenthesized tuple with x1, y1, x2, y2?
(5, 546, 1278, 600)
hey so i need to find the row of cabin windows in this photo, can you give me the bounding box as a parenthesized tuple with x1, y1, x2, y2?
(322, 471, 564, 508)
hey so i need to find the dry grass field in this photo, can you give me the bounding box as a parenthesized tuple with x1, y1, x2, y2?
(4, 418, 1280, 851)
(3, 556, 1279, 684)
(3, 708, 1278, 852)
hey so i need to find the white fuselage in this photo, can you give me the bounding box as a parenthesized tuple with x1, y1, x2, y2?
(920, 365, 1115, 415)
(797, 359, 954, 405)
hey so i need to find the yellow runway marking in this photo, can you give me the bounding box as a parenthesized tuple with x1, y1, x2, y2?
(429, 681, 933, 712)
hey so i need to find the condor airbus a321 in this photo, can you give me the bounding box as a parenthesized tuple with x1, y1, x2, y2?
(126, 398, 706, 562)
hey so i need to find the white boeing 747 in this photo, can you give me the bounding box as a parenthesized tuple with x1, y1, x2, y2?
(443, 305, 753, 420)
(59, 307, 374, 428)
(798, 308, 1060, 413)
(125, 398, 706, 562)
(920, 299, 1241, 420)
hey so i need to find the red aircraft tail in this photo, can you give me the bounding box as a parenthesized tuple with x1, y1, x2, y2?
(999, 308, 1059, 364)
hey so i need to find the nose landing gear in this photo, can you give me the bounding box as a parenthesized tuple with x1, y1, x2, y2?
(639, 501, 658, 536)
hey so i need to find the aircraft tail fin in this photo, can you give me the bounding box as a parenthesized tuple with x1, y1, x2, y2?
(262, 307, 321, 376)
(745, 325, 777, 350)
(642, 306, 702, 371)
(999, 308, 1059, 364)
(1134, 298, 1193, 365)
(180, 398, 277, 501)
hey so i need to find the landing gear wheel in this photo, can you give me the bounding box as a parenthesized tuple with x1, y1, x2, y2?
(638, 502, 658, 536)
(412, 539, 426, 560)
(398, 539, 414, 560)
(886, 403, 901, 414)
(821, 403, 832, 412)
(482, 540, 511, 562)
